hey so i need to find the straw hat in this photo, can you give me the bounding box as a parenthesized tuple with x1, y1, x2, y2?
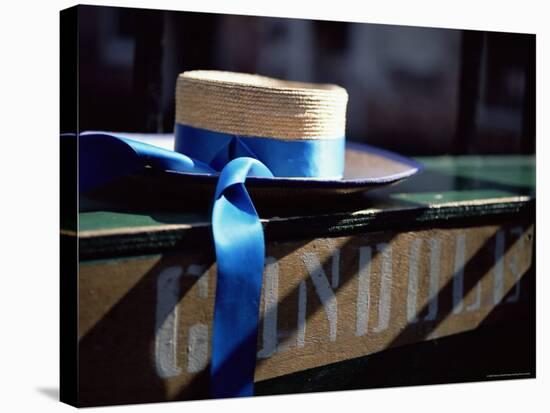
(76, 70, 421, 202)
(175, 70, 348, 141)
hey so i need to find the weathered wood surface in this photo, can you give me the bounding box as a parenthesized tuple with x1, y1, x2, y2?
(78, 222, 533, 405)
(68, 152, 535, 405)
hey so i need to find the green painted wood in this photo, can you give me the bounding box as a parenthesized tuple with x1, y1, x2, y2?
(76, 156, 534, 230)
(69, 155, 536, 259)
(77, 210, 209, 232)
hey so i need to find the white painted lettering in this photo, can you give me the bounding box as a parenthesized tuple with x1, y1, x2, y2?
(187, 324, 208, 373)
(258, 257, 279, 358)
(373, 243, 392, 333)
(425, 238, 441, 321)
(186, 264, 208, 299)
(297, 280, 307, 348)
(356, 246, 372, 336)
(302, 252, 338, 342)
(155, 266, 183, 378)
(506, 227, 523, 303)
(452, 234, 466, 314)
(493, 231, 505, 305)
(407, 239, 422, 323)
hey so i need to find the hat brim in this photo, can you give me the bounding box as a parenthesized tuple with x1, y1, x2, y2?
(173, 142, 420, 189)
(84, 141, 422, 209)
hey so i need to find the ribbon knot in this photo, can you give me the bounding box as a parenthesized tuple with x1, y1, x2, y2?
(209, 136, 258, 171)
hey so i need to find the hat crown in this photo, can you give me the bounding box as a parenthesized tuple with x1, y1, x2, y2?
(176, 70, 348, 140)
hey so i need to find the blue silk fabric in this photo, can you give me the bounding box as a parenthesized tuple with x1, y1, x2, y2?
(175, 124, 344, 179)
(76, 126, 345, 398)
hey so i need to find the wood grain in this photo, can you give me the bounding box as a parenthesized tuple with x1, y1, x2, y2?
(78, 223, 533, 405)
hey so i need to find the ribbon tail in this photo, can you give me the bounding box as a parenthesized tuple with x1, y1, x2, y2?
(74, 132, 215, 193)
(210, 157, 273, 398)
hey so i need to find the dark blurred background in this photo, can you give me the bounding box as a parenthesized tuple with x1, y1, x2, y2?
(75, 5, 535, 156)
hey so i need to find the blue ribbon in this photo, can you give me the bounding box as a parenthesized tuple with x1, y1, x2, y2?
(175, 124, 344, 179)
(211, 157, 273, 397)
(73, 127, 344, 398)
(76, 132, 214, 193)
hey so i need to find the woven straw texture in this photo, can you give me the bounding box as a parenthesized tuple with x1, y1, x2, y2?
(176, 71, 348, 140)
